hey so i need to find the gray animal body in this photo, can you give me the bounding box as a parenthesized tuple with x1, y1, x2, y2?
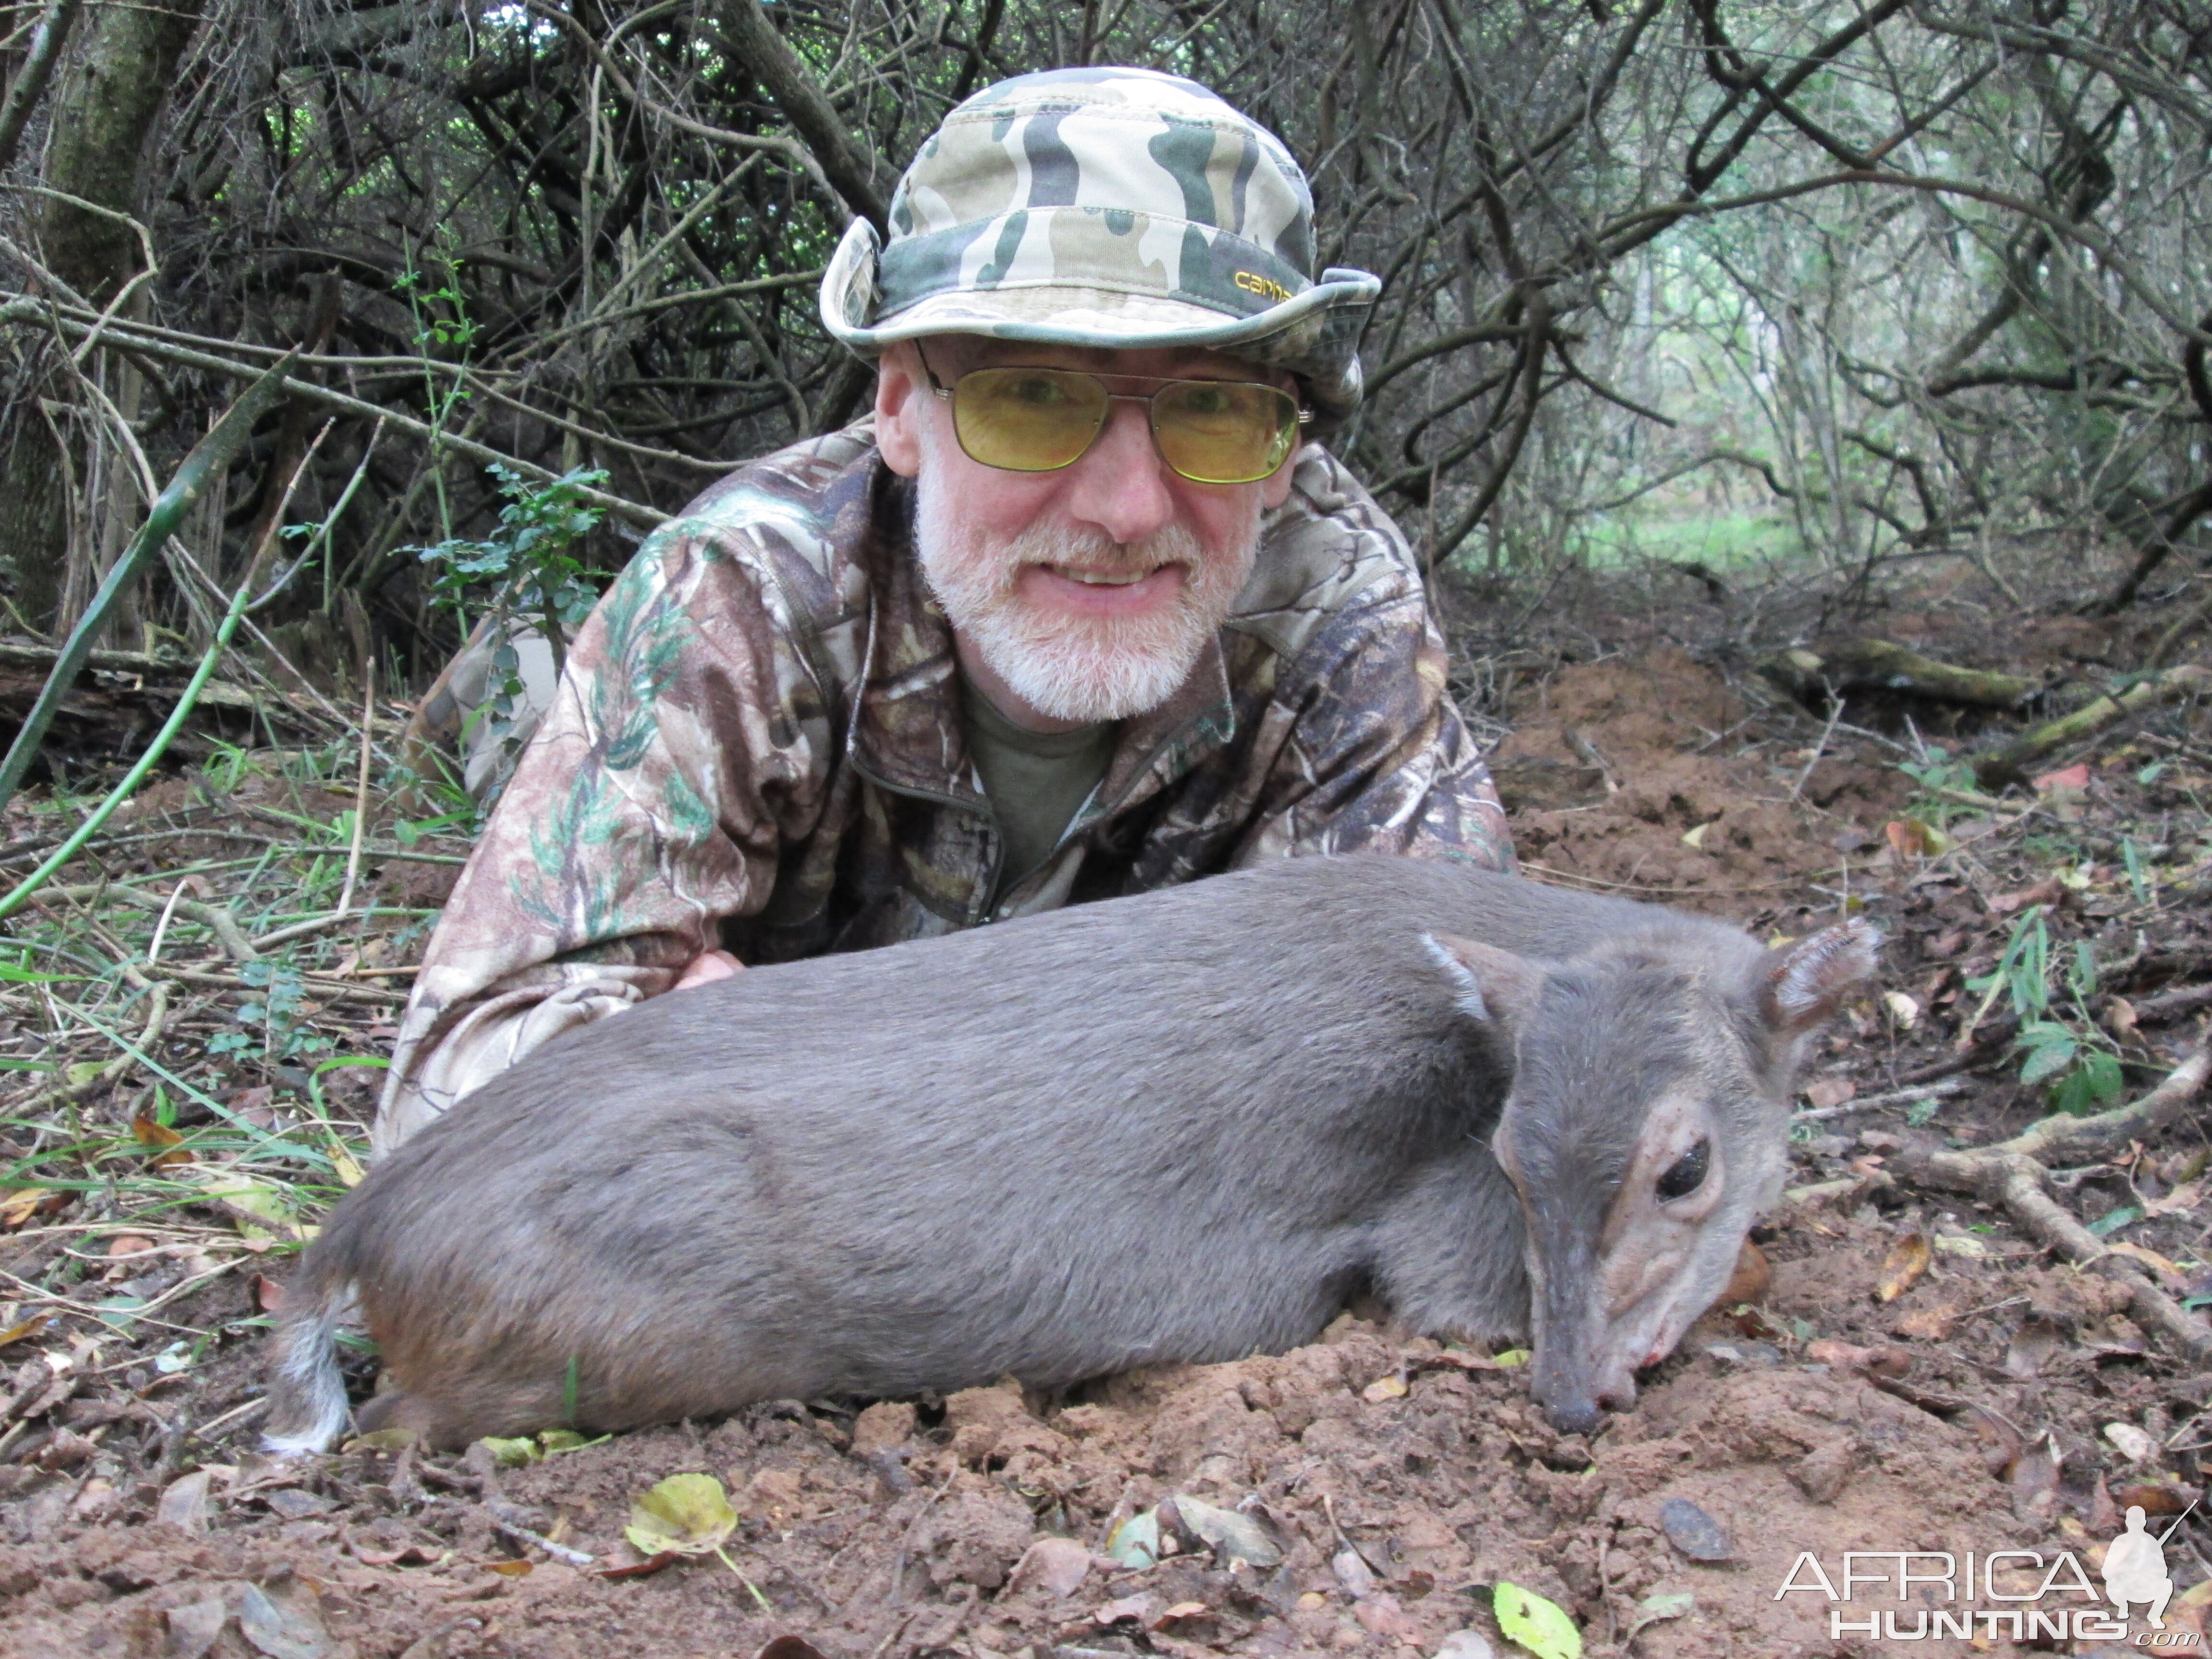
(264, 855, 1875, 1451)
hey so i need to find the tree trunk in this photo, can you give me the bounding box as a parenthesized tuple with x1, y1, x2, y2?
(0, 0, 205, 635)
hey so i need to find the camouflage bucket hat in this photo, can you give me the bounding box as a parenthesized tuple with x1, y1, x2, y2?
(819, 67, 1382, 422)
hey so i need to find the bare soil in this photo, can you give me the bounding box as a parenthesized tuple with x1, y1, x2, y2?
(2, 592, 2209, 1659)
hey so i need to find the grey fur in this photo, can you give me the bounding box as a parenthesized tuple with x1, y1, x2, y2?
(264, 854, 1874, 1449)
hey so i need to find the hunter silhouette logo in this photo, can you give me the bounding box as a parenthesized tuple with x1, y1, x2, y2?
(1775, 1498, 2204, 1645)
(2105, 1503, 2193, 1632)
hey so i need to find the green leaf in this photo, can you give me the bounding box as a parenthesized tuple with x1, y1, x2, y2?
(1495, 1581, 1582, 1659)
(2020, 1038, 2077, 1085)
(624, 1472, 737, 1558)
(2083, 1050, 2124, 1103)
(1627, 1591, 1695, 1639)
(2088, 1205, 2143, 1238)
(480, 1436, 542, 1467)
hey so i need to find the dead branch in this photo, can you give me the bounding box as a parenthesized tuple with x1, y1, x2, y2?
(1972, 665, 2212, 789)
(1888, 1047, 2212, 1363)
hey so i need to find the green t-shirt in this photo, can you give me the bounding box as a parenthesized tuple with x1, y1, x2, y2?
(962, 685, 1115, 903)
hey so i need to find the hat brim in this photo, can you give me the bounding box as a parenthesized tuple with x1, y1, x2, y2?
(818, 216, 1379, 408)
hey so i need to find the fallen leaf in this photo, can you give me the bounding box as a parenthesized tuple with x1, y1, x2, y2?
(157, 1469, 213, 1532)
(1495, 1580, 1583, 1659)
(2104, 1422, 2160, 1463)
(1106, 1509, 1160, 1569)
(1883, 990, 1922, 1029)
(344, 1428, 419, 1453)
(1931, 1232, 1991, 1259)
(1875, 1230, 1933, 1302)
(237, 1579, 335, 1659)
(1166, 1493, 1283, 1568)
(1295, 1592, 1328, 1611)
(2005, 1319, 2067, 1379)
(480, 1436, 542, 1468)
(1628, 1591, 1695, 1638)
(1659, 1497, 1733, 1562)
(105, 1233, 157, 1260)
(2107, 997, 2140, 1038)
(2009, 1432, 2063, 1520)
(2033, 764, 2092, 793)
(625, 1472, 737, 1558)
(2107, 1240, 2185, 1283)
(1156, 1600, 1210, 1623)
(1886, 819, 1941, 860)
(0, 1312, 50, 1350)
(2144, 1181, 2202, 1220)
(595, 1550, 676, 1579)
(1723, 1239, 1770, 1304)
(164, 1597, 229, 1659)
(1491, 1348, 1530, 1368)
(1961, 1404, 2023, 1477)
(1095, 1593, 1160, 1626)
(0, 1187, 57, 1227)
(1895, 1303, 1961, 1341)
(1803, 1077, 1856, 1112)
(2115, 1481, 2198, 1517)
(1361, 1373, 1407, 1403)
(485, 1559, 533, 1576)
(1990, 876, 2065, 914)
(252, 1274, 286, 1313)
(1010, 1536, 1093, 1598)
(131, 1111, 194, 1168)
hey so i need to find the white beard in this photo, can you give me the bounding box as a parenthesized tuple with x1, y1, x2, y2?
(912, 442, 1260, 725)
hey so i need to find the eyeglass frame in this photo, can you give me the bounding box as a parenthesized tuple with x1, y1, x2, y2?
(912, 345, 1312, 484)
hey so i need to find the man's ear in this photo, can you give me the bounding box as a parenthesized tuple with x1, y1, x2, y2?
(875, 342, 924, 477)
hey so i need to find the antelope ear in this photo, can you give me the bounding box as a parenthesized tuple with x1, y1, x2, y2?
(1424, 932, 1546, 1033)
(1760, 918, 1882, 1034)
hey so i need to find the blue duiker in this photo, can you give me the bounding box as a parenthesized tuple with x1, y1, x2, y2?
(264, 854, 1875, 1451)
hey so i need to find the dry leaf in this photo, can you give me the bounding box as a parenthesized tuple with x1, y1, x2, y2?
(1882, 990, 1921, 1029)
(2004, 1319, 2066, 1379)
(1874, 1230, 1933, 1302)
(1990, 875, 2066, 914)
(624, 1472, 737, 1558)
(2104, 1422, 2159, 1463)
(1010, 1536, 1093, 1598)
(2107, 997, 2140, 1038)
(2009, 1432, 2063, 1521)
(1895, 1302, 1961, 1341)
(2143, 1181, 2202, 1219)
(1361, 1373, 1407, 1402)
(1802, 1077, 1856, 1112)
(2033, 763, 2092, 793)
(157, 1470, 213, 1532)
(485, 1560, 533, 1577)
(1354, 1594, 1425, 1643)
(2106, 1240, 2185, 1282)
(0, 1187, 56, 1228)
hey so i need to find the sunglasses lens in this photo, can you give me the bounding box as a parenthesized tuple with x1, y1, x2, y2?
(1153, 381, 1299, 483)
(950, 368, 1109, 471)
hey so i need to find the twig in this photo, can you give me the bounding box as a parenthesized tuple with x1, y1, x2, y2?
(1888, 1047, 2212, 1362)
(1792, 1076, 1971, 1123)
(337, 663, 374, 917)
(1789, 686, 1847, 803)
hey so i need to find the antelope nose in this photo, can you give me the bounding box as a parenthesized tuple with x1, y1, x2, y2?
(1546, 1397, 1603, 1437)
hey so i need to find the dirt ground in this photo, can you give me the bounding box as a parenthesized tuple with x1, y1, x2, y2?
(3, 592, 2210, 1659)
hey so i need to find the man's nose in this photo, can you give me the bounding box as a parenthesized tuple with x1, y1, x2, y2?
(1061, 399, 1178, 545)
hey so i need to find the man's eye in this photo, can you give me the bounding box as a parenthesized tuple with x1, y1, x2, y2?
(1175, 385, 1235, 417)
(1656, 1138, 1710, 1201)
(1007, 375, 1072, 406)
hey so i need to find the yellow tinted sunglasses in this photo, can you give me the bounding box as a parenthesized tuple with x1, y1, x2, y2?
(917, 351, 1309, 485)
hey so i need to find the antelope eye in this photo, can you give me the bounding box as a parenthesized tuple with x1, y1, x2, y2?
(1656, 1138, 1710, 1201)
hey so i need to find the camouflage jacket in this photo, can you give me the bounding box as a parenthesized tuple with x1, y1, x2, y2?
(374, 424, 1515, 1151)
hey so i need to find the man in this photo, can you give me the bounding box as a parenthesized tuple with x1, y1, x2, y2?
(373, 67, 1514, 1153)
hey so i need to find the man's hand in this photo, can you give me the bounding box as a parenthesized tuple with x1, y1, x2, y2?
(673, 949, 744, 990)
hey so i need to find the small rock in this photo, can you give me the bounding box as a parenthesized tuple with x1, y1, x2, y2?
(1434, 1631, 1496, 1659)
(1659, 1496, 1734, 1562)
(1794, 1438, 1862, 1504)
